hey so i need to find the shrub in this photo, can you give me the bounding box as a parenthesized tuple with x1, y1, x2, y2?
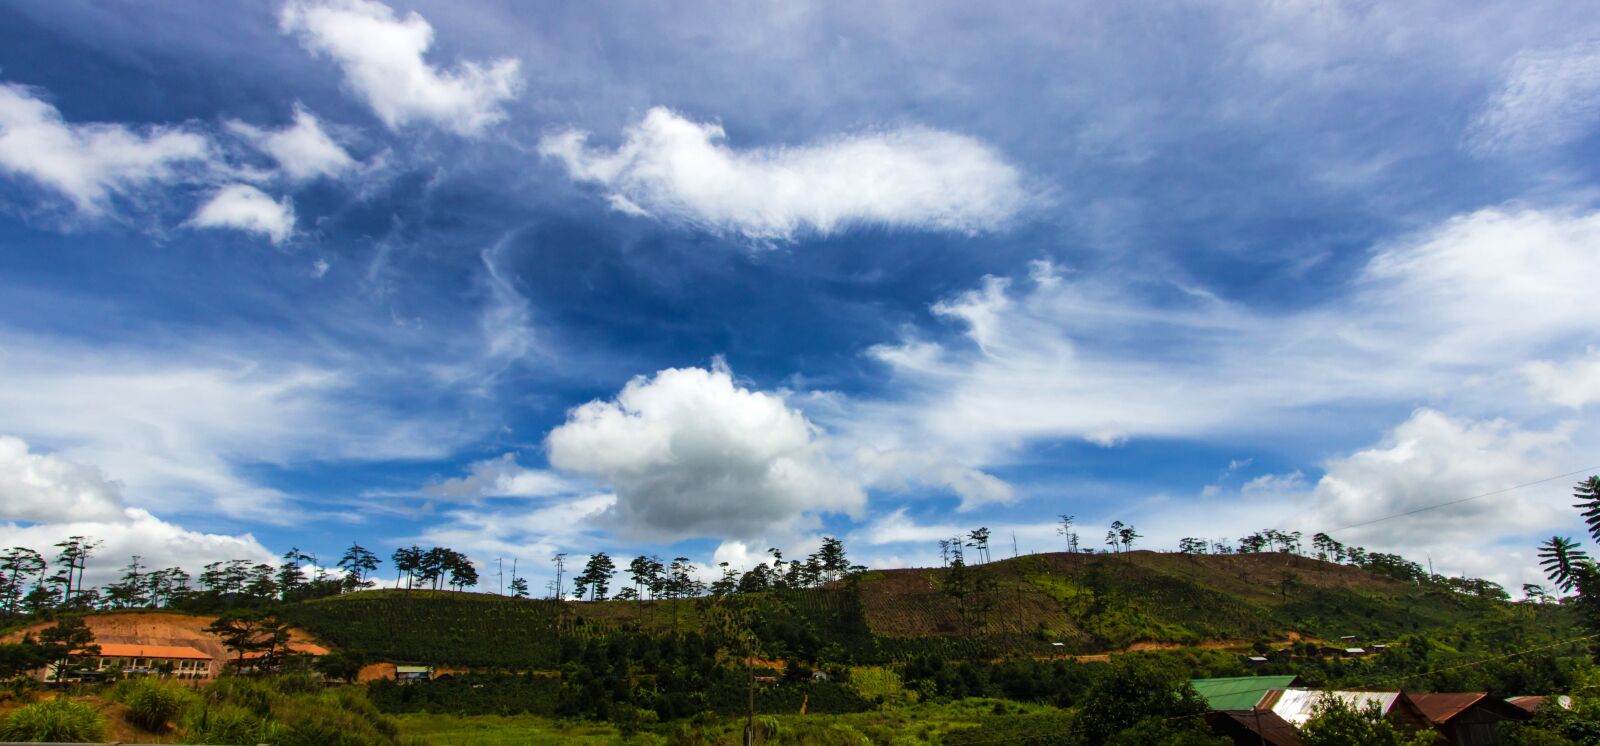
(113, 677, 195, 732)
(182, 703, 264, 746)
(0, 695, 106, 742)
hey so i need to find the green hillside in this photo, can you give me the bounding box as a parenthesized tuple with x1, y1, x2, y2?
(281, 551, 1561, 668)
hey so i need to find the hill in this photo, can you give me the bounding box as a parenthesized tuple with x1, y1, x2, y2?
(280, 551, 1557, 668)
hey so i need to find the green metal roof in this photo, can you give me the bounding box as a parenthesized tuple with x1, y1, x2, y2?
(1190, 676, 1301, 711)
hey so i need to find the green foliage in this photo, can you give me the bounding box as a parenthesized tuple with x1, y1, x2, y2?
(112, 676, 196, 732)
(1072, 655, 1213, 744)
(282, 591, 570, 667)
(940, 711, 1077, 745)
(0, 695, 106, 742)
(185, 676, 400, 746)
(314, 648, 368, 682)
(1297, 695, 1434, 746)
(368, 674, 561, 716)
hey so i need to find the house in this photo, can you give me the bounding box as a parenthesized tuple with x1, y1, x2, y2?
(46, 643, 214, 682)
(1190, 676, 1305, 712)
(1205, 710, 1305, 746)
(1506, 695, 1571, 716)
(1260, 689, 1433, 734)
(1410, 692, 1530, 746)
(395, 665, 435, 683)
(1318, 646, 1369, 658)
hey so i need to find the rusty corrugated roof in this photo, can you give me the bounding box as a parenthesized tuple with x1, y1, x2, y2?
(1410, 692, 1486, 723)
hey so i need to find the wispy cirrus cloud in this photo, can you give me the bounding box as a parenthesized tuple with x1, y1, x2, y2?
(1468, 41, 1600, 153)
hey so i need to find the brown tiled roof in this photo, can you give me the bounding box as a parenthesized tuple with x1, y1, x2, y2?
(89, 643, 212, 660)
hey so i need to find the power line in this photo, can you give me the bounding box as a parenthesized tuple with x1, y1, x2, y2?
(1323, 466, 1600, 536)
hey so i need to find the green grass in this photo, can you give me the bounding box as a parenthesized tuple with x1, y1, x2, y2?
(0, 695, 106, 743)
(394, 699, 1069, 746)
(393, 713, 625, 745)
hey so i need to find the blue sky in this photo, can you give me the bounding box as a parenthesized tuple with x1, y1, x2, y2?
(2, 0, 1599, 595)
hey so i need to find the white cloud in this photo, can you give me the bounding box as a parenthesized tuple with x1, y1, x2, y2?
(853, 447, 1013, 511)
(0, 435, 125, 523)
(546, 362, 865, 540)
(281, 0, 521, 136)
(311, 258, 331, 278)
(540, 107, 1028, 240)
(0, 82, 210, 213)
(228, 104, 355, 181)
(1468, 41, 1600, 152)
(0, 333, 466, 522)
(0, 508, 276, 588)
(423, 453, 574, 500)
(1524, 349, 1600, 409)
(412, 493, 616, 565)
(1300, 409, 1575, 546)
(862, 207, 1600, 456)
(0, 436, 274, 585)
(188, 184, 296, 243)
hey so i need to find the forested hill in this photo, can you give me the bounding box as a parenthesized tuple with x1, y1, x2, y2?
(279, 550, 1565, 669)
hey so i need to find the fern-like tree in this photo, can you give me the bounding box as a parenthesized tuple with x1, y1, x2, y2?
(338, 544, 382, 590)
(1118, 524, 1141, 552)
(1540, 536, 1591, 594)
(1057, 514, 1080, 553)
(0, 548, 46, 615)
(968, 528, 991, 564)
(1535, 476, 1600, 644)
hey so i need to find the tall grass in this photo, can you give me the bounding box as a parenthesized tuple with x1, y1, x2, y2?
(112, 676, 198, 732)
(0, 695, 106, 742)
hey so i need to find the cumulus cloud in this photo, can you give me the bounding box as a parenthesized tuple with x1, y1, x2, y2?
(281, 0, 521, 136)
(1468, 41, 1600, 152)
(0, 82, 210, 213)
(0, 436, 274, 585)
(1301, 409, 1576, 544)
(0, 435, 125, 523)
(423, 453, 574, 500)
(187, 184, 296, 243)
(228, 104, 355, 181)
(1524, 349, 1600, 409)
(546, 362, 865, 540)
(540, 107, 1028, 241)
(0, 508, 276, 588)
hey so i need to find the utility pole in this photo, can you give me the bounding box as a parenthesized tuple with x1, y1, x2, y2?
(496, 558, 504, 595)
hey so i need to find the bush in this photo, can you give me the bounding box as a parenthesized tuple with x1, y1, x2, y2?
(0, 695, 106, 742)
(183, 703, 264, 746)
(113, 677, 195, 732)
